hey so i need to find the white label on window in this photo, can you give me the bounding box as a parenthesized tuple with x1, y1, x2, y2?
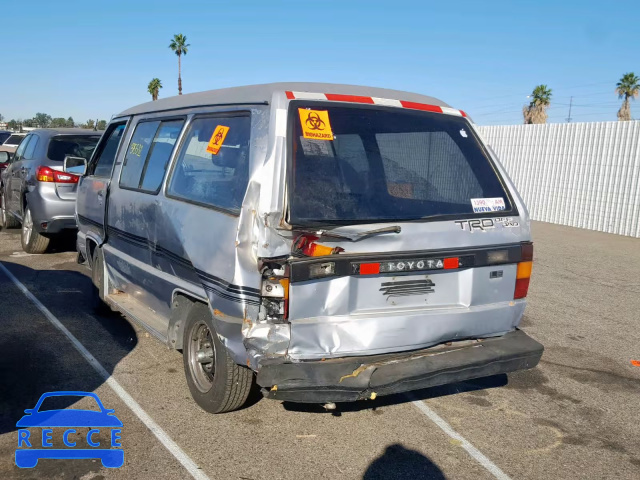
(471, 197, 506, 213)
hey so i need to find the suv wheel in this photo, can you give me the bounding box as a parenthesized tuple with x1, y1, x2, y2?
(183, 303, 253, 413)
(21, 206, 50, 254)
(0, 192, 19, 229)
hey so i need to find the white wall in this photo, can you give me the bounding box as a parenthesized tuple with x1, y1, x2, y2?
(477, 121, 640, 238)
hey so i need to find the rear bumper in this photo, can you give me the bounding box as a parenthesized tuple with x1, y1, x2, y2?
(256, 329, 543, 403)
(26, 188, 76, 234)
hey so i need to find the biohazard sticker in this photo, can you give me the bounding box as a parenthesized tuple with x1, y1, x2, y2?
(206, 125, 230, 155)
(298, 109, 333, 140)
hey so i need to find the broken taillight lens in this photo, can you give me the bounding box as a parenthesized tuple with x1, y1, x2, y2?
(260, 264, 290, 321)
(514, 242, 533, 299)
(294, 234, 344, 257)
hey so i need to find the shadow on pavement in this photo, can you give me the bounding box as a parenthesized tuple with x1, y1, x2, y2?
(46, 230, 78, 253)
(0, 261, 137, 435)
(282, 374, 508, 415)
(363, 443, 446, 480)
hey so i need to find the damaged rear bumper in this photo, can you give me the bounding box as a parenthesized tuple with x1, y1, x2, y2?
(256, 329, 543, 403)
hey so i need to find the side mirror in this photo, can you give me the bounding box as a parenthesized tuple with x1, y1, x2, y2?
(0, 151, 9, 163)
(64, 156, 87, 175)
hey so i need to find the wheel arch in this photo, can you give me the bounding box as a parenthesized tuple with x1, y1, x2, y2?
(169, 290, 209, 351)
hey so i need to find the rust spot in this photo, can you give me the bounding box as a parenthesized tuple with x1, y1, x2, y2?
(243, 306, 252, 325)
(213, 309, 226, 318)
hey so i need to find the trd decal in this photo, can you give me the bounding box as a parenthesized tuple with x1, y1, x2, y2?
(454, 219, 495, 231)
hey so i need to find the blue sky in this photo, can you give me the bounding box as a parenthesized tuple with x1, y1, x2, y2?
(1, 0, 638, 125)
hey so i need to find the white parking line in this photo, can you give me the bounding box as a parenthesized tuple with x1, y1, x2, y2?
(0, 262, 211, 480)
(408, 394, 512, 480)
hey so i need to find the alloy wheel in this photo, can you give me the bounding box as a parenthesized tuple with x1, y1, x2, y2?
(22, 208, 33, 245)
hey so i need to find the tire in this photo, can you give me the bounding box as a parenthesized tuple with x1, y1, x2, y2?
(91, 246, 110, 314)
(183, 303, 253, 413)
(21, 205, 50, 254)
(0, 192, 19, 229)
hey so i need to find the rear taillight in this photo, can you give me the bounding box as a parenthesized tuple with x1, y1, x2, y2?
(36, 166, 80, 184)
(294, 234, 344, 257)
(514, 242, 533, 299)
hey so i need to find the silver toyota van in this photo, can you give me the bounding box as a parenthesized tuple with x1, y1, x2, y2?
(75, 83, 543, 413)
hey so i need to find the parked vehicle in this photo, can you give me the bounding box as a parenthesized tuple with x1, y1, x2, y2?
(0, 132, 26, 155)
(0, 129, 101, 253)
(0, 130, 12, 145)
(0, 151, 10, 174)
(75, 83, 543, 413)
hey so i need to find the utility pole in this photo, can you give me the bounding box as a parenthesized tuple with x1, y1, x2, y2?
(566, 96, 573, 123)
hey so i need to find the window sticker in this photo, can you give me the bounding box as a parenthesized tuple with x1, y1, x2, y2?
(206, 125, 230, 155)
(300, 138, 334, 157)
(298, 109, 333, 140)
(470, 197, 506, 213)
(129, 142, 143, 156)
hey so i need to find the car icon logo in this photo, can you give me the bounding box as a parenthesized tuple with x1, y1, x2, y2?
(15, 391, 124, 468)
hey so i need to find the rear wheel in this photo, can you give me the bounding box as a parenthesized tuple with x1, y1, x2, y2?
(21, 206, 50, 254)
(0, 192, 19, 229)
(183, 303, 253, 413)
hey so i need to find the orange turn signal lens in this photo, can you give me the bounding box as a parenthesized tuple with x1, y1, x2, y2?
(516, 261, 532, 279)
(278, 278, 289, 300)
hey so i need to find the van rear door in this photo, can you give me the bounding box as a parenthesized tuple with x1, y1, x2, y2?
(285, 102, 529, 359)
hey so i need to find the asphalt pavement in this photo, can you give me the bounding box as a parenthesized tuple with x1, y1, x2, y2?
(0, 221, 639, 480)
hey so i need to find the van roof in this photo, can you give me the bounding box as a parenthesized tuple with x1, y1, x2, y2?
(118, 82, 452, 117)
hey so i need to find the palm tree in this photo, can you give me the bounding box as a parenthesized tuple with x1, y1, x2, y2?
(523, 85, 552, 124)
(147, 78, 163, 101)
(615, 72, 640, 121)
(169, 34, 190, 95)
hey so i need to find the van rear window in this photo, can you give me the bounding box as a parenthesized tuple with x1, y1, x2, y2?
(289, 103, 512, 226)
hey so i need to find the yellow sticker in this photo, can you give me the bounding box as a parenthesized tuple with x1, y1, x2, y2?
(206, 125, 230, 155)
(298, 109, 333, 140)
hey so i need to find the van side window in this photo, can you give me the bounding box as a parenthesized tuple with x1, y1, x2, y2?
(120, 119, 184, 192)
(139, 120, 184, 192)
(90, 123, 127, 177)
(120, 121, 160, 189)
(167, 114, 250, 213)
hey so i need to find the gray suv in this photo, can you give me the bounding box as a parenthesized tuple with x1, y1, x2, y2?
(0, 129, 101, 253)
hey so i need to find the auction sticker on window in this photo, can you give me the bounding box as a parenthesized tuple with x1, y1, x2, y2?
(471, 197, 506, 213)
(206, 125, 230, 155)
(298, 109, 333, 140)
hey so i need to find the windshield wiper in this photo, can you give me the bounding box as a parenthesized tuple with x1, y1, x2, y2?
(303, 225, 401, 242)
